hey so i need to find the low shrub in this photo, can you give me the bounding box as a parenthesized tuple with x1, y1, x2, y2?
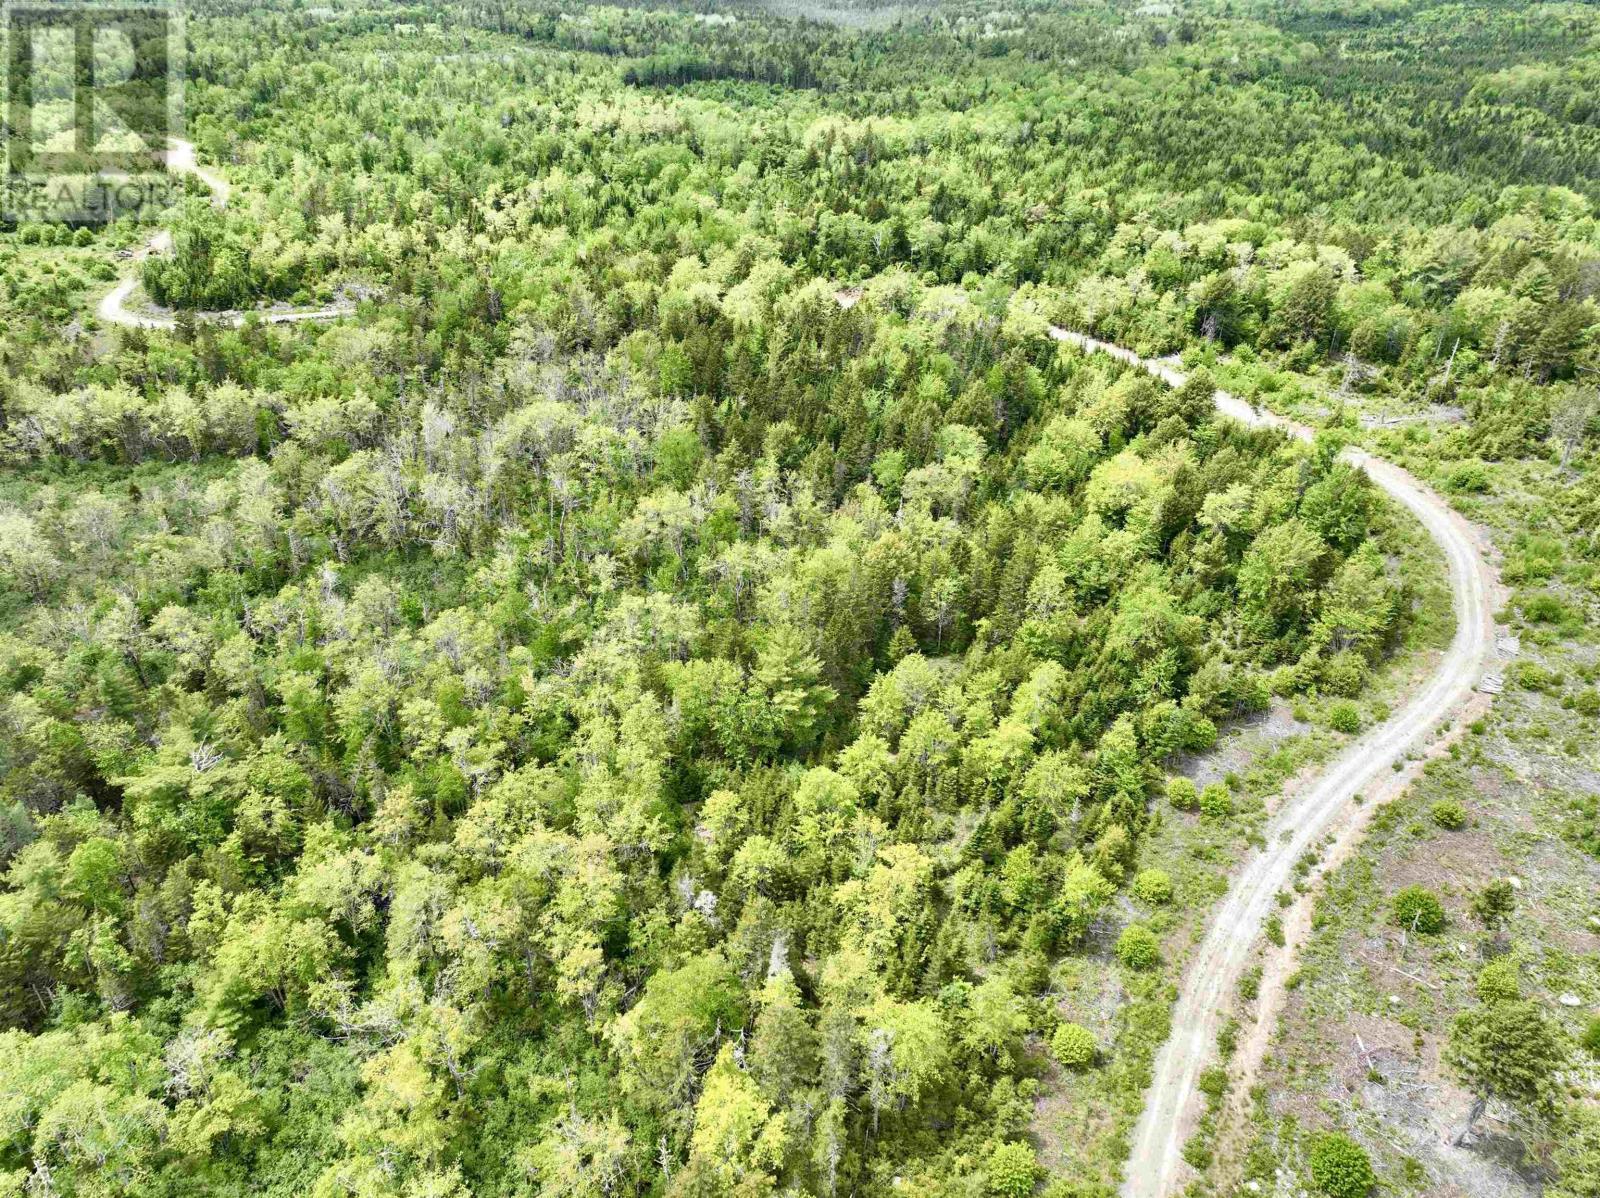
(1239, 964, 1262, 1001)
(1471, 879, 1516, 929)
(1514, 660, 1558, 691)
(1391, 885, 1446, 934)
(1116, 924, 1160, 970)
(1320, 649, 1370, 697)
(1181, 1133, 1213, 1170)
(1327, 700, 1361, 733)
(1522, 592, 1569, 624)
(1308, 1131, 1377, 1198)
(987, 1141, 1038, 1198)
(1132, 868, 1174, 906)
(1475, 958, 1521, 1004)
(1445, 460, 1492, 494)
(1051, 1021, 1097, 1068)
(1199, 781, 1233, 819)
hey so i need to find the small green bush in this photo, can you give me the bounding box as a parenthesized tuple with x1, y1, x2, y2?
(1007, 949, 1050, 996)
(1051, 1021, 1097, 1068)
(1445, 460, 1492, 494)
(1430, 799, 1467, 830)
(1181, 1134, 1213, 1170)
(1132, 868, 1174, 906)
(1471, 879, 1516, 929)
(1239, 964, 1262, 1001)
(1327, 700, 1361, 733)
(1320, 649, 1369, 697)
(987, 1141, 1038, 1198)
(1521, 592, 1569, 624)
(1266, 912, 1285, 947)
(1475, 958, 1521, 1004)
(1582, 1016, 1600, 1057)
(1391, 885, 1446, 934)
(1199, 781, 1233, 819)
(1514, 661, 1557, 692)
(1269, 664, 1301, 696)
(1308, 1131, 1377, 1198)
(1167, 776, 1199, 811)
(1116, 924, 1160, 970)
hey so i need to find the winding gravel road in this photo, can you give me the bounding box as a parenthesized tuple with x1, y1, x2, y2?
(1047, 330, 1499, 1198)
(96, 139, 350, 330)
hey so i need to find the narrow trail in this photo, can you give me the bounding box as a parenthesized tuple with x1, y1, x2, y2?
(96, 139, 351, 331)
(1046, 330, 1500, 1198)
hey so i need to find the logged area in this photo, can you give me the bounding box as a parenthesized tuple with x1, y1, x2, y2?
(0, 4, 1596, 1198)
(1054, 332, 1499, 1198)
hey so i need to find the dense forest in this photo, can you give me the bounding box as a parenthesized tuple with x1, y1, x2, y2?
(0, 2, 1596, 1197)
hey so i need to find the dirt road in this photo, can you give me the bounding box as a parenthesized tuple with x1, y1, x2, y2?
(96, 138, 350, 330)
(1047, 329, 1499, 1198)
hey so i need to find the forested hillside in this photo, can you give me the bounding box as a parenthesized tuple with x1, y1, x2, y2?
(0, 3, 1596, 1197)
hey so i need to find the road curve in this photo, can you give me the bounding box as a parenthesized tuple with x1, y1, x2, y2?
(97, 138, 350, 330)
(1048, 329, 1498, 1198)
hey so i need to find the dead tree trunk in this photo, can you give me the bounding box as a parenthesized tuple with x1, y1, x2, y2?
(1449, 1096, 1487, 1146)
